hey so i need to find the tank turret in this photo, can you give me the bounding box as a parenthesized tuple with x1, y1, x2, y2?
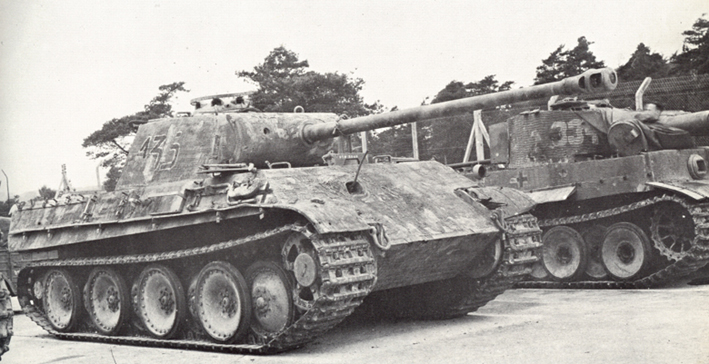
(119, 68, 616, 189)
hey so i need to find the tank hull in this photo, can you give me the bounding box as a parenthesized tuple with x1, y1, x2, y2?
(478, 108, 709, 288)
(10, 161, 540, 352)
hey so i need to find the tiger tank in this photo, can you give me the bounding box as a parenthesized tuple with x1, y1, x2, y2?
(8, 83, 545, 353)
(471, 73, 709, 288)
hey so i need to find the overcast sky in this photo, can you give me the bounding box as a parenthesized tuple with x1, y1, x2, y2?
(1, 0, 707, 198)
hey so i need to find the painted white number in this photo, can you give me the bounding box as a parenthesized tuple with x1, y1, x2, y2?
(139, 133, 180, 171)
(549, 119, 599, 147)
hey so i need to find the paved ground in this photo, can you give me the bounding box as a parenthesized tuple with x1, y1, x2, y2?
(4, 282, 709, 364)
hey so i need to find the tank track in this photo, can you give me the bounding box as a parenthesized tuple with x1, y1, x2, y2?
(516, 195, 709, 289)
(441, 213, 542, 316)
(17, 223, 377, 354)
(378, 213, 541, 320)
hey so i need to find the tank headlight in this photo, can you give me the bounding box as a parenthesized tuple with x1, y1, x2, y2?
(688, 154, 707, 179)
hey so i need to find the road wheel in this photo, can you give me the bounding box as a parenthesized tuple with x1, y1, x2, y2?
(245, 261, 294, 337)
(541, 226, 588, 281)
(134, 264, 186, 339)
(194, 261, 251, 343)
(602, 222, 652, 281)
(84, 267, 130, 335)
(44, 269, 82, 332)
(581, 225, 608, 280)
(529, 261, 550, 280)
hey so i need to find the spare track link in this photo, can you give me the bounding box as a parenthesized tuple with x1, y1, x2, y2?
(17, 224, 377, 354)
(443, 213, 542, 317)
(516, 195, 709, 289)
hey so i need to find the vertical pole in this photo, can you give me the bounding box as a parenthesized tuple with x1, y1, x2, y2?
(96, 165, 102, 190)
(463, 112, 476, 163)
(1, 170, 8, 202)
(473, 110, 489, 161)
(360, 131, 368, 154)
(411, 122, 419, 159)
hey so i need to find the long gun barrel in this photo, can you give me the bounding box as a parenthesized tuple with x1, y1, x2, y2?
(303, 68, 618, 142)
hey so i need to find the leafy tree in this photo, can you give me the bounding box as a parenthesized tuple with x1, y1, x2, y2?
(616, 43, 669, 81)
(432, 76, 514, 103)
(237, 46, 381, 117)
(366, 124, 419, 158)
(535, 36, 606, 84)
(83, 82, 188, 191)
(431, 81, 468, 104)
(671, 15, 709, 75)
(102, 166, 122, 193)
(37, 186, 57, 200)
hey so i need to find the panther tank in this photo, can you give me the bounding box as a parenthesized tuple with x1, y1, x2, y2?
(8, 84, 545, 353)
(474, 74, 709, 288)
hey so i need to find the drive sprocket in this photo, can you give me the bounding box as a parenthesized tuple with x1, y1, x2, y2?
(650, 201, 694, 261)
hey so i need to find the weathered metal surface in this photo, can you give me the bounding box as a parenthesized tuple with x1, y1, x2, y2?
(10, 162, 496, 254)
(483, 142, 709, 202)
(504, 110, 613, 168)
(483, 155, 652, 200)
(480, 91, 709, 288)
(119, 113, 338, 188)
(262, 161, 497, 240)
(646, 182, 709, 200)
(526, 186, 577, 204)
(646, 149, 709, 182)
(501, 108, 709, 170)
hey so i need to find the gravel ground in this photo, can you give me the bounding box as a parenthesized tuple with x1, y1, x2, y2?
(5, 282, 708, 364)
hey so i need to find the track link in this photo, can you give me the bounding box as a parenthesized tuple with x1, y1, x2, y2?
(18, 224, 377, 354)
(516, 195, 709, 289)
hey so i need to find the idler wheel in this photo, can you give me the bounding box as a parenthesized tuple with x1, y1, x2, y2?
(293, 252, 318, 287)
(245, 261, 294, 337)
(467, 238, 503, 279)
(134, 264, 186, 339)
(602, 222, 652, 281)
(650, 202, 694, 261)
(44, 269, 82, 332)
(194, 261, 251, 343)
(281, 232, 322, 310)
(84, 267, 130, 335)
(541, 226, 588, 281)
(581, 225, 608, 280)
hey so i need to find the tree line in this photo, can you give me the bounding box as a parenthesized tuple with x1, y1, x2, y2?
(70, 14, 709, 194)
